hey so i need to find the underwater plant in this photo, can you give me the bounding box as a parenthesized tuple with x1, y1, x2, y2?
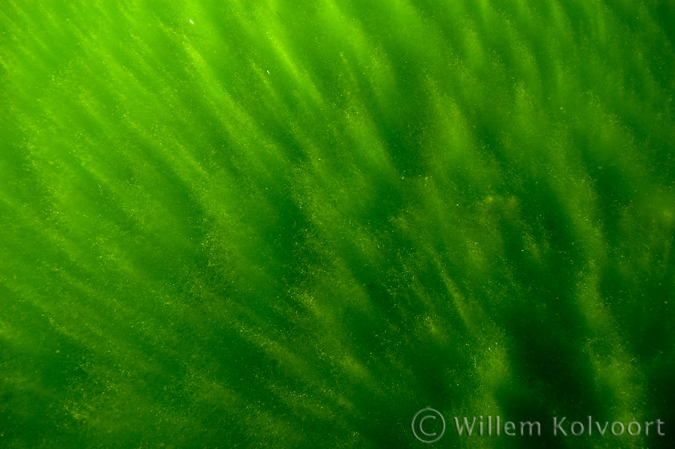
(1, 1, 674, 448)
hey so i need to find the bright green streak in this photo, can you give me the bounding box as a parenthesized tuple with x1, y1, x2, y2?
(1, 1, 674, 448)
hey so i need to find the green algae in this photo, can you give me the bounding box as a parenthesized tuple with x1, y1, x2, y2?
(1, 1, 674, 448)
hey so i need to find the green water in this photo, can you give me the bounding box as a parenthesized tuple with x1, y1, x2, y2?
(1, 1, 674, 448)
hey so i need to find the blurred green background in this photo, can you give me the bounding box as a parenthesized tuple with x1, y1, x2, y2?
(1, 0, 674, 447)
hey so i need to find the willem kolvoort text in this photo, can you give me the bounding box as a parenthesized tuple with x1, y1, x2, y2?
(453, 416, 665, 437)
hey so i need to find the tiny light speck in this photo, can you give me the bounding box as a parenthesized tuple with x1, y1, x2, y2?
(189, 19, 194, 25)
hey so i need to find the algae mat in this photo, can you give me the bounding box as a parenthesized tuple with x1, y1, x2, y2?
(1, 1, 674, 448)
